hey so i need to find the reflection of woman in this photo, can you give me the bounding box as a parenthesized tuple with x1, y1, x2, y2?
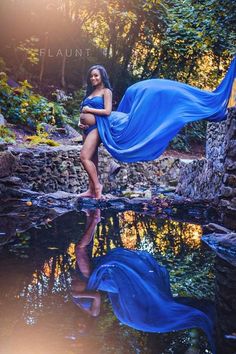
(71, 209, 101, 316)
(79, 58, 236, 199)
(71, 211, 215, 352)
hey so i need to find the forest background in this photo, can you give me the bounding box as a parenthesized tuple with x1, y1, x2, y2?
(0, 0, 235, 151)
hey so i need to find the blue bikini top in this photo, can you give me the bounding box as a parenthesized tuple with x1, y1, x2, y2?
(82, 96, 104, 109)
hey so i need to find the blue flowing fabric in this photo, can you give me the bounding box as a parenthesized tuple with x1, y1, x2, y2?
(85, 248, 215, 352)
(86, 57, 236, 162)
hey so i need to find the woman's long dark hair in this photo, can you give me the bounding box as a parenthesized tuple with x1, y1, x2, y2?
(85, 65, 112, 97)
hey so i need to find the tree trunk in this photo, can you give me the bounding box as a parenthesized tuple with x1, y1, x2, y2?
(121, 16, 143, 73)
(61, 52, 67, 88)
(39, 32, 49, 83)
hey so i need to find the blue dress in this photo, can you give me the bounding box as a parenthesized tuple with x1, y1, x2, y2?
(83, 57, 236, 162)
(81, 96, 103, 135)
(74, 248, 215, 352)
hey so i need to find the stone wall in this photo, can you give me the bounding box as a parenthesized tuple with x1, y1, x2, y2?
(1, 108, 235, 222)
(9, 145, 85, 193)
(2, 145, 186, 194)
(176, 110, 234, 204)
(220, 108, 236, 229)
(102, 154, 186, 193)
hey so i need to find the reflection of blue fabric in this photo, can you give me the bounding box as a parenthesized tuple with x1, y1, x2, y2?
(87, 248, 215, 352)
(96, 57, 236, 162)
(72, 296, 92, 310)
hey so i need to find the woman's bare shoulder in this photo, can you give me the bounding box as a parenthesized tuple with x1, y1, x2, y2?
(103, 88, 112, 95)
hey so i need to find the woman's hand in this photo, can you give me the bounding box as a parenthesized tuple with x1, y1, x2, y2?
(78, 122, 89, 130)
(82, 105, 91, 113)
(78, 115, 89, 130)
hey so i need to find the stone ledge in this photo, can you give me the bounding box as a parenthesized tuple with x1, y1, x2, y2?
(202, 232, 236, 266)
(1, 144, 188, 195)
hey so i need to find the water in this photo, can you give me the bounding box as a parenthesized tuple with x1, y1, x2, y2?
(0, 206, 221, 354)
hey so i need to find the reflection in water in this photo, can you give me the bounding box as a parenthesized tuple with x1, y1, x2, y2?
(118, 211, 202, 254)
(0, 209, 216, 353)
(215, 257, 236, 354)
(72, 209, 215, 353)
(91, 210, 202, 257)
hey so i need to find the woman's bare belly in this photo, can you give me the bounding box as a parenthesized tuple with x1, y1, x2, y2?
(80, 113, 96, 126)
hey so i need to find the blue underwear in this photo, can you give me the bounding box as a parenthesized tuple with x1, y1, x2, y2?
(84, 124, 97, 135)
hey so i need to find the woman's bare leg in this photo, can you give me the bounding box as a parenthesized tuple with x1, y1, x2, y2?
(78, 134, 95, 197)
(79, 129, 103, 199)
(92, 147, 98, 176)
(78, 149, 98, 197)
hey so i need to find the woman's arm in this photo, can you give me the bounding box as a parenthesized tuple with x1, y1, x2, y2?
(82, 88, 112, 116)
(72, 291, 101, 317)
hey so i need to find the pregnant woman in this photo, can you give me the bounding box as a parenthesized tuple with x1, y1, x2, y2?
(79, 58, 236, 199)
(78, 65, 113, 199)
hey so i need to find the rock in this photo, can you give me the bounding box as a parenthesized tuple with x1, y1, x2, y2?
(0, 183, 7, 195)
(224, 174, 236, 187)
(0, 151, 18, 177)
(0, 142, 8, 151)
(144, 190, 152, 198)
(0, 113, 6, 126)
(224, 158, 236, 172)
(0, 199, 67, 243)
(226, 140, 236, 157)
(7, 78, 19, 88)
(64, 124, 83, 139)
(221, 199, 231, 207)
(0, 176, 22, 186)
(205, 223, 232, 234)
(221, 186, 236, 198)
(40, 123, 56, 134)
(108, 160, 121, 181)
(42, 190, 78, 199)
(202, 232, 236, 266)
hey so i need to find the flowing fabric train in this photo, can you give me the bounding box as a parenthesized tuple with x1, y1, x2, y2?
(95, 57, 236, 162)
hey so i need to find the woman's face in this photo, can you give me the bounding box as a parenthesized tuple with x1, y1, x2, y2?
(90, 69, 102, 87)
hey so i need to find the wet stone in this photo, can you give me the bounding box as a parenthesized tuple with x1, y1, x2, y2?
(202, 232, 236, 266)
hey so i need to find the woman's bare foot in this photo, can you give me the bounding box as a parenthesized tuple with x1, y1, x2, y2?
(78, 189, 95, 198)
(94, 183, 103, 199)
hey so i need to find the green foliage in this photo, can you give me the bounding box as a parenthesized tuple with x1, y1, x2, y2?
(16, 36, 40, 65)
(0, 73, 71, 130)
(0, 0, 235, 99)
(25, 125, 60, 146)
(155, 0, 235, 85)
(52, 89, 85, 129)
(168, 250, 215, 299)
(170, 121, 207, 152)
(0, 125, 16, 144)
(0, 57, 7, 72)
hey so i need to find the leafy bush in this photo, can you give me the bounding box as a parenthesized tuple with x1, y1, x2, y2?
(0, 72, 71, 130)
(25, 135, 60, 146)
(0, 125, 16, 144)
(52, 88, 85, 129)
(170, 121, 207, 152)
(25, 125, 60, 146)
(0, 57, 7, 72)
(16, 36, 39, 65)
